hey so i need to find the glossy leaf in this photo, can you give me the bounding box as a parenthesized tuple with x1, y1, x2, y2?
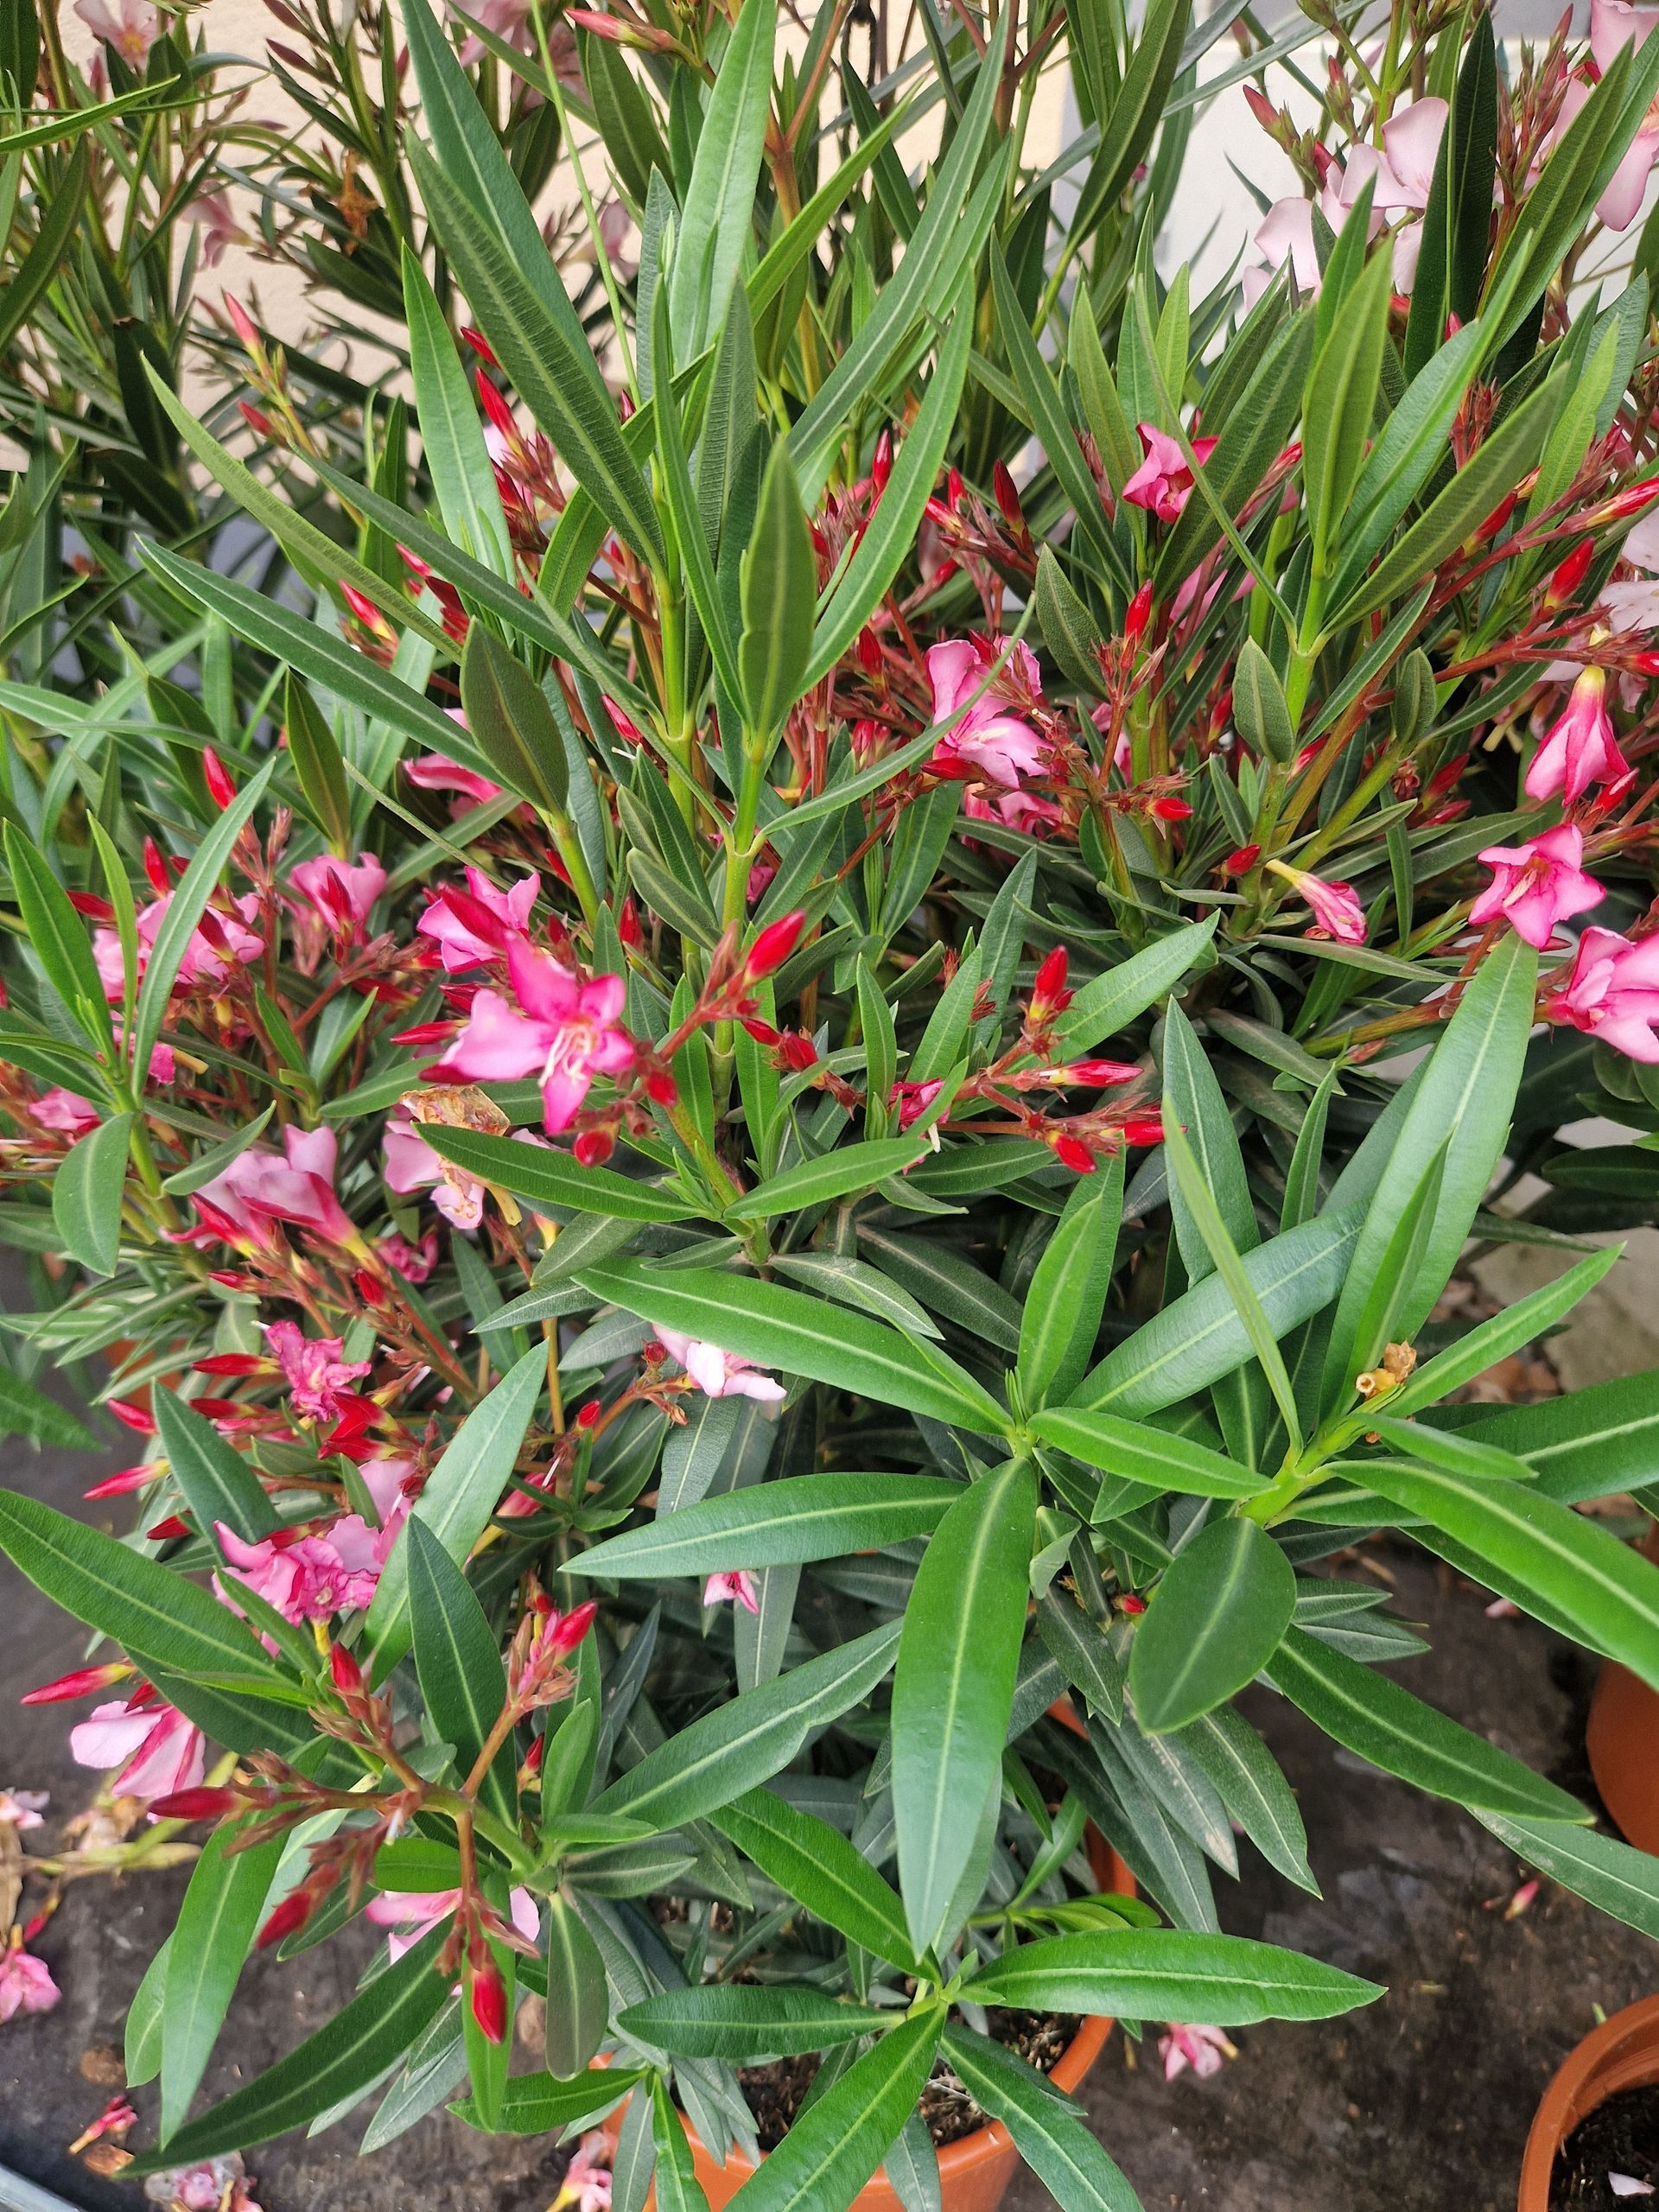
(722, 2014, 940, 2212)
(940, 2026, 1140, 2212)
(426, 1128, 697, 1222)
(582, 1473, 961, 1579)
(407, 1517, 515, 1825)
(1128, 1517, 1296, 1733)
(711, 1788, 918, 1969)
(51, 1111, 130, 1276)
(620, 1985, 891, 2059)
(1018, 1155, 1124, 1408)
(967, 1928, 1381, 2021)
(161, 1821, 283, 2139)
(153, 1389, 280, 1548)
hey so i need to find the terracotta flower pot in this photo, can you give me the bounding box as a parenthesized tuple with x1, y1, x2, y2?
(1586, 1522, 1659, 1856)
(604, 1818, 1132, 2212)
(1517, 1994, 1659, 2209)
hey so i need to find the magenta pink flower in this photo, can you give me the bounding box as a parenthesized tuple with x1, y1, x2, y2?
(890, 1077, 944, 1132)
(289, 853, 386, 928)
(264, 1319, 372, 1421)
(404, 747, 505, 812)
(0, 1942, 60, 2023)
(73, 0, 159, 68)
(416, 867, 540, 972)
(437, 939, 634, 1132)
(365, 1882, 537, 1963)
(963, 786, 1067, 836)
(1526, 669, 1632, 804)
(71, 1694, 205, 1804)
(31, 1090, 101, 1136)
(215, 1516, 391, 1624)
(194, 1125, 357, 1249)
(1266, 861, 1367, 944)
(658, 1328, 785, 1403)
(379, 1228, 438, 1283)
(1158, 2023, 1236, 2082)
(94, 891, 262, 1002)
(1122, 424, 1218, 524)
(926, 639, 1048, 787)
(1470, 823, 1605, 949)
(1550, 925, 1659, 1060)
(704, 1569, 760, 1613)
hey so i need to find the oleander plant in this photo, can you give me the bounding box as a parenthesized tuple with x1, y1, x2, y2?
(6, 0, 1659, 2203)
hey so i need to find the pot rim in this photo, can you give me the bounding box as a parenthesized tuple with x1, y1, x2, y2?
(1517, 1993, 1659, 2210)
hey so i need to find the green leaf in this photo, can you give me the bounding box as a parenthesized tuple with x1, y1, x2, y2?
(1054, 918, 1217, 1055)
(722, 2014, 941, 2212)
(456, 2065, 646, 2134)
(592, 1622, 900, 1830)
(51, 1111, 130, 1276)
(1074, 0, 1193, 233)
(3, 823, 110, 1046)
(712, 1787, 916, 1967)
(1351, 1459, 1659, 1690)
(1175, 1705, 1317, 1893)
(966, 1928, 1381, 2021)
(1028, 1407, 1262, 1499)
(620, 1985, 891, 2060)
(425, 1128, 697, 1222)
(130, 758, 277, 1084)
(893, 1457, 1038, 1955)
(543, 1891, 610, 2078)
(668, 0, 775, 360)
(281, 674, 358, 859)
(652, 2075, 712, 2212)
(459, 626, 570, 811)
(1128, 1517, 1296, 1733)
(124, 1929, 448, 2171)
(1264, 1625, 1586, 1820)
(153, 1389, 280, 1548)
(366, 1345, 546, 1675)
(1161, 1122, 1301, 1440)
(1475, 1810, 1659, 1942)
(576, 1259, 1010, 1434)
(1018, 1155, 1124, 1408)
(126, 1939, 169, 2088)
(725, 1139, 928, 1219)
(1340, 1140, 1449, 1398)
(940, 2026, 1140, 2212)
(581, 1473, 961, 1579)
(0, 1370, 92, 1449)
(403, 242, 512, 578)
(737, 437, 817, 741)
(1071, 1210, 1360, 1416)
(1382, 1249, 1623, 1426)
(161, 1821, 283, 2140)
(0, 1488, 288, 1701)
(1404, 17, 1497, 378)
(1302, 244, 1394, 575)
(1230, 639, 1297, 766)
(0, 140, 89, 359)
(407, 1517, 515, 1826)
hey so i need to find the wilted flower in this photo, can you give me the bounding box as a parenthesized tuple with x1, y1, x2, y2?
(0, 1937, 60, 2023)
(416, 868, 540, 971)
(554, 2135, 613, 2212)
(0, 1789, 47, 1830)
(1265, 861, 1367, 944)
(186, 191, 246, 269)
(365, 1882, 538, 1962)
(1158, 2022, 1236, 2082)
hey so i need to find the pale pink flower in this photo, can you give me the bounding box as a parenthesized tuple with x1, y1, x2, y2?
(0, 1789, 47, 1831)
(1242, 197, 1321, 308)
(416, 867, 540, 972)
(1549, 0, 1659, 229)
(384, 1111, 486, 1232)
(194, 1125, 355, 1248)
(555, 2134, 613, 2212)
(0, 1942, 60, 2023)
(437, 939, 634, 1132)
(1526, 668, 1632, 804)
(657, 1329, 786, 1403)
(1158, 2023, 1236, 2082)
(31, 1090, 101, 1136)
(1375, 99, 1450, 210)
(94, 891, 262, 1001)
(404, 750, 506, 813)
(71, 1694, 205, 1804)
(74, 0, 160, 70)
(926, 639, 1048, 786)
(1550, 924, 1659, 1060)
(1122, 423, 1218, 524)
(1609, 2176, 1656, 2199)
(145, 2154, 262, 2212)
(186, 191, 245, 270)
(1470, 823, 1605, 949)
(1600, 508, 1659, 634)
(1266, 861, 1367, 944)
(704, 1570, 760, 1613)
(263, 1319, 372, 1421)
(289, 852, 386, 927)
(365, 1882, 537, 1962)
(448, 0, 533, 60)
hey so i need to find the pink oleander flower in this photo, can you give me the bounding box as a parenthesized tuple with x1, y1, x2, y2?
(193, 1125, 357, 1249)
(1552, 0, 1659, 228)
(186, 191, 245, 270)
(289, 852, 387, 928)
(0, 1789, 47, 1831)
(890, 1077, 944, 1131)
(74, 0, 160, 69)
(926, 639, 1048, 787)
(1122, 423, 1218, 524)
(365, 1882, 538, 1963)
(264, 1319, 372, 1421)
(215, 1519, 385, 1624)
(31, 1090, 101, 1136)
(1550, 924, 1659, 1059)
(437, 939, 634, 1132)
(379, 1228, 438, 1283)
(1526, 668, 1632, 804)
(555, 2135, 613, 2212)
(404, 750, 507, 813)
(384, 1110, 488, 1232)
(94, 890, 262, 1002)
(144, 2154, 262, 2212)
(0, 1940, 60, 2023)
(658, 1329, 786, 1403)
(1471, 823, 1605, 949)
(416, 867, 541, 972)
(1158, 2023, 1236, 2082)
(1243, 99, 1448, 303)
(71, 1694, 205, 1804)
(1265, 861, 1368, 944)
(963, 786, 1067, 836)
(704, 1569, 760, 1613)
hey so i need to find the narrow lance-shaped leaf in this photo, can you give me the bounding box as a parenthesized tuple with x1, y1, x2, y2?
(1128, 1516, 1296, 1733)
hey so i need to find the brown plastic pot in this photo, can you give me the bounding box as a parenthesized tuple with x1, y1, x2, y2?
(1586, 1522, 1659, 1856)
(1517, 1994, 1659, 2209)
(605, 1700, 1129, 2212)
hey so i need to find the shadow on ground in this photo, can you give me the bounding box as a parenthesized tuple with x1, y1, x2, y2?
(1, 1414, 1652, 2212)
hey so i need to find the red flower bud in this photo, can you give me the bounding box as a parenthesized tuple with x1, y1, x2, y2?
(1478, 490, 1518, 543)
(992, 459, 1025, 531)
(150, 1786, 243, 1821)
(743, 911, 805, 981)
(84, 1465, 159, 1499)
(550, 1599, 599, 1653)
(1122, 1114, 1166, 1146)
(469, 1957, 508, 2044)
(194, 1352, 267, 1376)
(202, 747, 238, 808)
(871, 427, 893, 496)
(1151, 796, 1192, 821)
(575, 1399, 603, 1430)
(460, 326, 499, 366)
(1065, 1059, 1141, 1088)
(238, 402, 275, 442)
(617, 895, 644, 951)
(22, 1661, 132, 1706)
(779, 1033, 818, 1071)
(329, 1642, 364, 1695)
(1052, 1134, 1096, 1173)
(256, 1889, 315, 1949)
(142, 837, 171, 897)
(643, 1069, 678, 1105)
(574, 1128, 614, 1166)
(67, 890, 115, 920)
(1118, 1592, 1148, 1616)
(1221, 844, 1261, 876)
(856, 626, 883, 677)
(1124, 581, 1154, 645)
(1030, 946, 1071, 1020)
(146, 1516, 191, 1541)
